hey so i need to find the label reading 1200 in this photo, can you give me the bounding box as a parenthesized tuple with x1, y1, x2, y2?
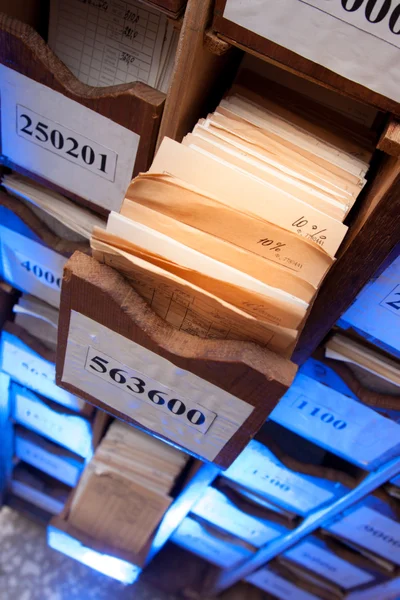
(84, 347, 217, 434)
(16, 105, 117, 182)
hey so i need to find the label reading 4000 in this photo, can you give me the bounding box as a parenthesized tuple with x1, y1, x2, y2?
(16, 105, 117, 182)
(85, 347, 217, 434)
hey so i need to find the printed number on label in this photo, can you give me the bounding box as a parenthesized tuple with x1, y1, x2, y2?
(381, 284, 400, 316)
(16, 105, 117, 182)
(20, 258, 61, 291)
(294, 396, 347, 430)
(85, 347, 217, 434)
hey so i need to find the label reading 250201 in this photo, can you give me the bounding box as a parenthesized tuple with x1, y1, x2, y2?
(84, 346, 217, 435)
(16, 105, 117, 182)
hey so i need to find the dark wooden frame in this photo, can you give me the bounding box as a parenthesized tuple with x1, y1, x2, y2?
(56, 252, 296, 469)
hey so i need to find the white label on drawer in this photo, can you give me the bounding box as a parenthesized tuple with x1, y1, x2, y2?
(1, 333, 83, 412)
(15, 435, 81, 488)
(284, 540, 374, 589)
(62, 311, 253, 461)
(14, 391, 92, 458)
(10, 480, 64, 515)
(192, 487, 284, 547)
(341, 256, 400, 356)
(246, 567, 319, 600)
(0, 64, 139, 211)
(271, 373, 400, 468)
(224, 440, 338, 516)
(0, 227, 66, 308)
(85, 347, 217, 435)
(327, 506, 400, 565)
(171, 517, 253, 568)
(223, 0, 400, 103)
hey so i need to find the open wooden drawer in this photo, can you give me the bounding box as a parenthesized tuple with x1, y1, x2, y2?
(0, 10, 165, 215)
(55, 252, 296, 468)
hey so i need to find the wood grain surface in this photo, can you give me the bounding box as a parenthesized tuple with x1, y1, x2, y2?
(213, 0, 400, 116)
(0, 13, 165, 214)
(56, 252, 296, 468)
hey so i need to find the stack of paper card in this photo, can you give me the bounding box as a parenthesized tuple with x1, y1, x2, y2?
(91, 71, 371, 357)
(68, 419, 188, 555)
(48, 0, 179, 93)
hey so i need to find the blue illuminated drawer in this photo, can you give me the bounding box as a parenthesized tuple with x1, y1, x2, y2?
(324, 497, 400, 568)
(48, 525, 141, 584)
(11, 383, 92, 459)
(246, 566, 319, 600)
(191, 486, 288, 547)
(222, 440, 347, 517)
(338, 255, 400, 360)
(271, 367, 400, 470)
(0, 327, 86, 412)
(171, 516, 255, 568)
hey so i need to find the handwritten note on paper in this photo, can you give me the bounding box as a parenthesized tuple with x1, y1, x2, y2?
(49, 0, 170, 88)
(91, 238, 297, 355)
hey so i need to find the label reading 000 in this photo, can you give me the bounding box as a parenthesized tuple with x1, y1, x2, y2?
(16, 105, 117, 182)
(84, 347, 217, 435)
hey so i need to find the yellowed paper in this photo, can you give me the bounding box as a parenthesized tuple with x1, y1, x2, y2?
(105, 214, 308, 329)
(91, 234, 298, 356)
(149, 138, 347, 256)
(183, 132, 348, 221)
(120, 199, 316, 303)
(125, 173, 333, 288)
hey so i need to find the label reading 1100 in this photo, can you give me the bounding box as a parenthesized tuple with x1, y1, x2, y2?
(84, 346, 217, 434)
(16, 105, 117, 182)
(293, 395, 347, 430)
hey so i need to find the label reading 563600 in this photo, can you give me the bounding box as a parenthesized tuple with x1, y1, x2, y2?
(16, 105, 117, 182)
(85, 347, 217, 434)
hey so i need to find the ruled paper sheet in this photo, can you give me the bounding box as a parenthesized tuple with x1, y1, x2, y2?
(49, 0, 174, 89)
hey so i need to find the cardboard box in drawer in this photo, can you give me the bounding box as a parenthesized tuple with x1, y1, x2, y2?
(0, 327, 85, 412)
(15, 427, 84, 487)
(325, 498, 400, 568)
(11, 383, 92, 459)
(191, 487, 287, 548)
(246, 566, 319, 600)
(283, 537, 376, 590)
(222, 440, 347, 517)
(171, 516, 254, 568)
(339, 255, 400, 360)
(270, 371, 400, 470)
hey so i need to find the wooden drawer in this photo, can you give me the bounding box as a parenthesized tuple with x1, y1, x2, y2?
(270, 358, 400, 471)
(190, 485, 290, 548)
(0, 13, 165, 215)
(11, 382, 93, 458)
(0, 192, 89, 308)
(1, 321, 90, 413)
(171, 516, 255, 568)
(10, 463, 69, 515)
(55, 252, 296, 468)
(338, 254, 400, 360)
(323, 496, 400, 569)
(222, 439, 349, 517)
(213, 0, 400, 116)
